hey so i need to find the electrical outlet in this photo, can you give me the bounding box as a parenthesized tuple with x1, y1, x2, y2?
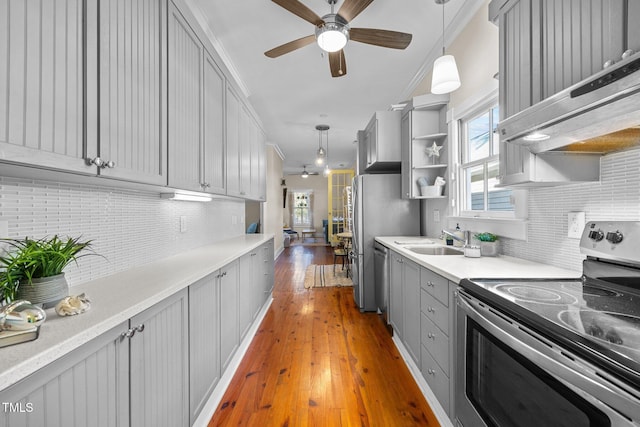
(433, 210, 440, 223)
(180, 216, 187, 233)
(567, 211, 585, 239)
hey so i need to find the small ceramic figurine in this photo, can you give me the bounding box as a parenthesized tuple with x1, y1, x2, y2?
(55, 293, 91, 316)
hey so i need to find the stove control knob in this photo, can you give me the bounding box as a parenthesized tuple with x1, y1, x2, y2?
(606, 231, 624, 244)
(588, 230, 604, 241)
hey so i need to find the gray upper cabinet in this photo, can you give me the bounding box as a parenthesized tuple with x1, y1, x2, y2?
(168, 3, 203, 192)
(93, 0, 168, 185)
(0, 0, 93, 175)
(363, 111, 402, 172)
(202, 52, 226, 195)
(129, 288, 189, 427)
(225, 84, 242, 198)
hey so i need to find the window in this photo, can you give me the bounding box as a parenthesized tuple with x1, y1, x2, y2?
(460, 104, 514, 216)
(292, 192, 311, 226)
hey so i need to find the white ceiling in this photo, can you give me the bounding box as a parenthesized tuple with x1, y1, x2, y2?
(187, 0, 479, 175)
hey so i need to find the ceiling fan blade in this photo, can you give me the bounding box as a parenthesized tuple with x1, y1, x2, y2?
(265, 35, 316, 58)
(350, 28, 412, 49)
(337, 0, 374, 23)
(328, 50, 347, 78)
(272, 0, 324, 26)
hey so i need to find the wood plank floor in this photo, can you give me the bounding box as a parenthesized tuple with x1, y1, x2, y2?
(208, 244, 439, 426)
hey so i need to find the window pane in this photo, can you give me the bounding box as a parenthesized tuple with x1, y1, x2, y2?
(492, 107, 500, 155)
(467, 112, 491, 162)
(488, 160, 514, 211)
(465, 164, 485, 211)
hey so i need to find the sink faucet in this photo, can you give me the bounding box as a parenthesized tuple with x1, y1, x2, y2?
(442, 228, 471, 247)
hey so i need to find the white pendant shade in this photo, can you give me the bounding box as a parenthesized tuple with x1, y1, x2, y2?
(431, 54, 461, 94)
(315, 155, 325, 166)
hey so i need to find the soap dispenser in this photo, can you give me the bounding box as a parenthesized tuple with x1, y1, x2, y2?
(454, 223, 464, 247)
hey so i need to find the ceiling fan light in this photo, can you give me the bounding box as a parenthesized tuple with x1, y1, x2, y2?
(302, 170, 309, 179)
(316, 23, 348, 52)
(431, 54, 461, 94)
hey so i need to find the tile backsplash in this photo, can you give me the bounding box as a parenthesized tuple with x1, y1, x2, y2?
(501, 148, 640, 272)
(0, 177, 245, 288)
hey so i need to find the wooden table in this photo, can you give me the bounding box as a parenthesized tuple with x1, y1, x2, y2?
(301, 229, 316, 242)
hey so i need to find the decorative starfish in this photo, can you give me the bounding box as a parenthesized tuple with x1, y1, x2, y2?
(424, 141, 443, 159)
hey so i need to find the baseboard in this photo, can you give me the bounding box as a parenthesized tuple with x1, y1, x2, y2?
(275, 245, 284, 260)
(192, 296, 274, 427)
(391, 335, 454, 427)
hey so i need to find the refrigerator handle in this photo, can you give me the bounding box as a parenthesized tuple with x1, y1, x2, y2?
(352, 177, 359, 254)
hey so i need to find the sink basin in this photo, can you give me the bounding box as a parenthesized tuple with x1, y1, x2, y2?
(405, 246, 463, 255)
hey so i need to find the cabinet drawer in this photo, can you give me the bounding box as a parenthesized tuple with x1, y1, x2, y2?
(421, 313, 449, 376)
(421, 267, 448, 306)
(421, 289, 449, 335)
(421, 344, 450, 416)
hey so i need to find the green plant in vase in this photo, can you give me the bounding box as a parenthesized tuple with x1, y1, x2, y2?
(474, 232, 499, 257)
(0, 236, 95, 307)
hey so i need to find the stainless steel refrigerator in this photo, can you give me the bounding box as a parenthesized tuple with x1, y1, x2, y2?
(351, 174, 420, 311)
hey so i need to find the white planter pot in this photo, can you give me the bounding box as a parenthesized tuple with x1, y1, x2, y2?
(480, 241, 499, 257)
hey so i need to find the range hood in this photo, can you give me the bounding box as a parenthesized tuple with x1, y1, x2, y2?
(497, 54, 640, 154)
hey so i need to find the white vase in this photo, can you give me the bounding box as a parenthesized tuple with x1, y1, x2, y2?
(480, 241, 499, 257)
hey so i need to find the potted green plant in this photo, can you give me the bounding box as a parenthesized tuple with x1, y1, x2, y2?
(0, 236, 95, 307)
(474, 232, 499, 257)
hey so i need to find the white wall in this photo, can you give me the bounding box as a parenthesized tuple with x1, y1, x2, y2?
(263, 145, 285, 255)
(0, 177, 245, 289)
(412, 0, 640, 272)
(283, 174, 328, 237)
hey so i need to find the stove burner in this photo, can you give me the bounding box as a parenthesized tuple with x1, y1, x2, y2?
(558, 310, 640, 351)
(582, 285, 621, 297)
(494, 284, 578, 305)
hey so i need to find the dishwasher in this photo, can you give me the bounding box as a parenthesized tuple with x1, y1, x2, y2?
(373, 242, 389, 322)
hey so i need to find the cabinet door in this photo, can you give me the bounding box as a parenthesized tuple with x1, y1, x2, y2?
(189, 273, 220, 424)
(238, 251, 257, 339)
(239, 104, 252, 197)
(498, 0, 537, 118)
(220, 259, 240, 371)
(365, 119, 377, 169)
(627, 0, 640, 54)
(403, 258, 421, 365)
(401, 111, 412, 199)
(225, 85, 242, 197)
(539, 0, 624, 99)
(96, 0, 167, 185)
(0, 0, 92, 174)
(0, 322, 129, 427)
(130, 289, 189, 427)
(262, 239, 275, 298)
(167, 4, 203, 191)
(389, 251, 404, 337)
(202, 51, 226, 195)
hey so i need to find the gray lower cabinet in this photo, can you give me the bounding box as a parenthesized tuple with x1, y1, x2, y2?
(239, 251, 259, 339)
(129, 288, 189, 427)
(220, 259, 241, 372)
(189, 272, 220, 424)
(419, 267, 456, 418)
(262, 239, 275, 297)
(388, 250, 421, 365)
(0, 289, 189, 427)
(0, 322, 129, 427)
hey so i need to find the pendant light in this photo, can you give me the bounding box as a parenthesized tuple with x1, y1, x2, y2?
(431, 0, 461, 95)
(315, 124, 328, 166)
(323, 126, 331, 177)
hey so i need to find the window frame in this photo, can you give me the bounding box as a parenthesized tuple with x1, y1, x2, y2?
(292, 191, 312, 227)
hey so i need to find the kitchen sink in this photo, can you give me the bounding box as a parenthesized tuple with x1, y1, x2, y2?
(405, 246, 463, 255)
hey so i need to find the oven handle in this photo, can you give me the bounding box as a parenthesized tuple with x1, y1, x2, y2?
(457, 291, 640, 422)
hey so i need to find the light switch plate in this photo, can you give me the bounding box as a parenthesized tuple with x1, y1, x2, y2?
(567, 211, 585, 239)
(433, 210, 440, 223)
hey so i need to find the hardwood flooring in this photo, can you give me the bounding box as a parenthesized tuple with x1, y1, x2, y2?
(208, 245, 439, 426)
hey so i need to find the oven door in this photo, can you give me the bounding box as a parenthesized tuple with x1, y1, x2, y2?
(455, 290, 640, 427)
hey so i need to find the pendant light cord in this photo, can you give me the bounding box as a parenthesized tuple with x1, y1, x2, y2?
(441, 1, 445, 56)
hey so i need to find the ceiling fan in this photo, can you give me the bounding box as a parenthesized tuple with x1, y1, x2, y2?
(265, 0, 413, 77)
(294, 165, 319, 178)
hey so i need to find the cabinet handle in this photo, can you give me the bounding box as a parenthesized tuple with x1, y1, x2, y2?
(427, 306, 435, 313)
(428, 332, 436, 340)
(427, 369, 436, 376)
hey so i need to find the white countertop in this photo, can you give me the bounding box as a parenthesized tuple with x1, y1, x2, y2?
(0, 234, 273, 390)
(375, 236, 580, 283)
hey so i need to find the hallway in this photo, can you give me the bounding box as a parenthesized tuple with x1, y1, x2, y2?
(208, 244, 439, 426)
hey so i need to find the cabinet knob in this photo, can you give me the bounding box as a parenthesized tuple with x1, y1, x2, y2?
(622, 49, 634, 60)
(603, 59, 615, 69)
(88, 157, 104, 168)
(428, 369, 436, 376)
(104, 160, 115, 169)
(427, 306, 435, 313)
(135, 324, 145, 333)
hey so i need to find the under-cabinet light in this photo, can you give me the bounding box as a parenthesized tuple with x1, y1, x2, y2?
(161, 192, 213, 202)
(523, 132, 551, 142)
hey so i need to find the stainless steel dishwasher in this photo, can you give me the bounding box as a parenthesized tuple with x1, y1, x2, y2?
(373, 242, 389, 321)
